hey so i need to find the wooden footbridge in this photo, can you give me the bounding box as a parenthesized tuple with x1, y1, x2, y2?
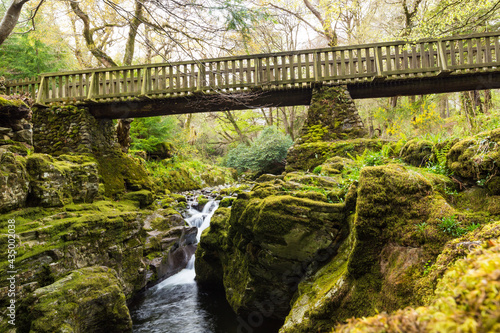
(5, 32, 500, 118)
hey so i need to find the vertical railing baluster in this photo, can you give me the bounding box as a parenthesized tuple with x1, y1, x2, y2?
(485, 36, 492, 63)
(374, 46, 384, 77)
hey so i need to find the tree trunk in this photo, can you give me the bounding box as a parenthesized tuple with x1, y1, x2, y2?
(70, 1, 118, 68)
(0, 0, 31, 46)
(123, 0, 144, 66)
(483, 90, 492, 114)
(224, 111, 251, 146)
(303, 0, 337, 46)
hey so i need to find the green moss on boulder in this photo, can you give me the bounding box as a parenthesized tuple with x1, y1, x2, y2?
(123, 190, 154, 208)
(196, 187, 347, 319)
(400, 139, 433, 167)
(286, 139, 386, 172)
(18, 266, 132, 333)
(447, 128, 500, 181)
(333, 235, 500, 333)
(96, 152, 152, 197)
(0, 150, 29, 212)
(26, 153, 99, 207)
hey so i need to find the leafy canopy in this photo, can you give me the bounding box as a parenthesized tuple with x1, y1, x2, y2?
(0, 33, 70, 79)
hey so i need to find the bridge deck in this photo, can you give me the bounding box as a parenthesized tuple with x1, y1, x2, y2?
(5, 32, 500, 118)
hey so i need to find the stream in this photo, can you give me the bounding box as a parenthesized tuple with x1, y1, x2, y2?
(129, 198, 282, 333)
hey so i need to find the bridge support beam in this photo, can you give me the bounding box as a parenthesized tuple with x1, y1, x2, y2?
(347, 72, 500, 99)
(87, 89, 314, 119)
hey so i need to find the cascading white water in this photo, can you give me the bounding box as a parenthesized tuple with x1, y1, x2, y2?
(151, 200, 219, 289)
(130, 196, 282, 333)
(130, 199, 224, 332)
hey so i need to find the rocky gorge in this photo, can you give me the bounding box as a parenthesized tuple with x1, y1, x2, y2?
(1, 87, 500, 332)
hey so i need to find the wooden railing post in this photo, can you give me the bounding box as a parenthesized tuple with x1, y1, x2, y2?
(313, 51, 322, 83)
(374, 46, 385, 80)
(437, 40, 451, 75)
(140, 67, 151, 96)
(254, 57, 261, 87)
(196, 63, 205, 92)
(86, 72, 98, 100)
(36, 76, 47, 105)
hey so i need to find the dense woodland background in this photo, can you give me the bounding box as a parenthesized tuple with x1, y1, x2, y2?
(1, 0, 500, 175)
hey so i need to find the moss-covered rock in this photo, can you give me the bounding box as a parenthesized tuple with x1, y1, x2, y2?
(333, 235, 500, 333)
(447, 128, 500, 182)
(123, 190, 154, 208)
(196, 186, 347, 319)
(26, 153, 99, 207)
(0, 199, 147, 326)
(219, 197, 235, 208)
(195, 207, 232, 289)
(18, 266, 132, 333)
(96, 152, 152, 197)
(0, 150, 29, 212)
(279, 164, 468, 333)
(400, 139, 433, 167)
(286, 138, 386, 172)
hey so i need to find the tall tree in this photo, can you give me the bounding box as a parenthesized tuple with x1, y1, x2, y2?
(0, 0, 31, 46)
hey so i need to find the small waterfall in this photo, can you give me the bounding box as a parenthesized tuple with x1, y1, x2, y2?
(130, 195, 283, 333)
(130, 199, 222, 332)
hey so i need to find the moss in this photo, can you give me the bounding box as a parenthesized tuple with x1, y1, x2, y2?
(219, 197, 235, 208)
(18, 266, 133, 333)
(0, 96, 27, 108)
(446, 128, 500, 181)
(286, 139, 388, 172)
(122, 190, 154, 208)
(400, 139, 433, 167)
(454, 187, 500, 217)
(96, 152, 153, 197)
(333, 237, 500, 333)
(195, 207, 232, 288)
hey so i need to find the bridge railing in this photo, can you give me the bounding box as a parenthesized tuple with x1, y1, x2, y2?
(4, 31, 500, 105)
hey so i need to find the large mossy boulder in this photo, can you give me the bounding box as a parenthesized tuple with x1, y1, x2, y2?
(400, 139, 433, 167)
(447, 128, 500, 183)
(333, 233, 500, 333)
(26, 153, 99, 207)
(0, 149, 29, 212)
(0, 200, 147, 324)
(96, 151, 152, 197)
(18, 266, 133, 333)
(279, 164, 481, 333)
(196, 185, 347, 319)
(286, 138, 385, 172)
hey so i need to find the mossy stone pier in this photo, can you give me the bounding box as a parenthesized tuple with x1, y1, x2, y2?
(5, 32, 500, 118)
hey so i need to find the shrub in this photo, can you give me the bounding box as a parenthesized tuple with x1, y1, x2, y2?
(225, 126, 293, 174)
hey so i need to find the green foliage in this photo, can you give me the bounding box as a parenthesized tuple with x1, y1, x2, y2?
(312, 166, 323, 174)
(426, 142, 453, 176)
(224, 126, 293, 173)
(0, 34, 70, 79)
(219, 0, 271, 39)
(130, 116, 177, 153)
(423, 259, 433, 276)
(438, 215, 464, 237)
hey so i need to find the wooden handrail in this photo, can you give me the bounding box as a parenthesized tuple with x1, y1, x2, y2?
(5, 31, 500, 105)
